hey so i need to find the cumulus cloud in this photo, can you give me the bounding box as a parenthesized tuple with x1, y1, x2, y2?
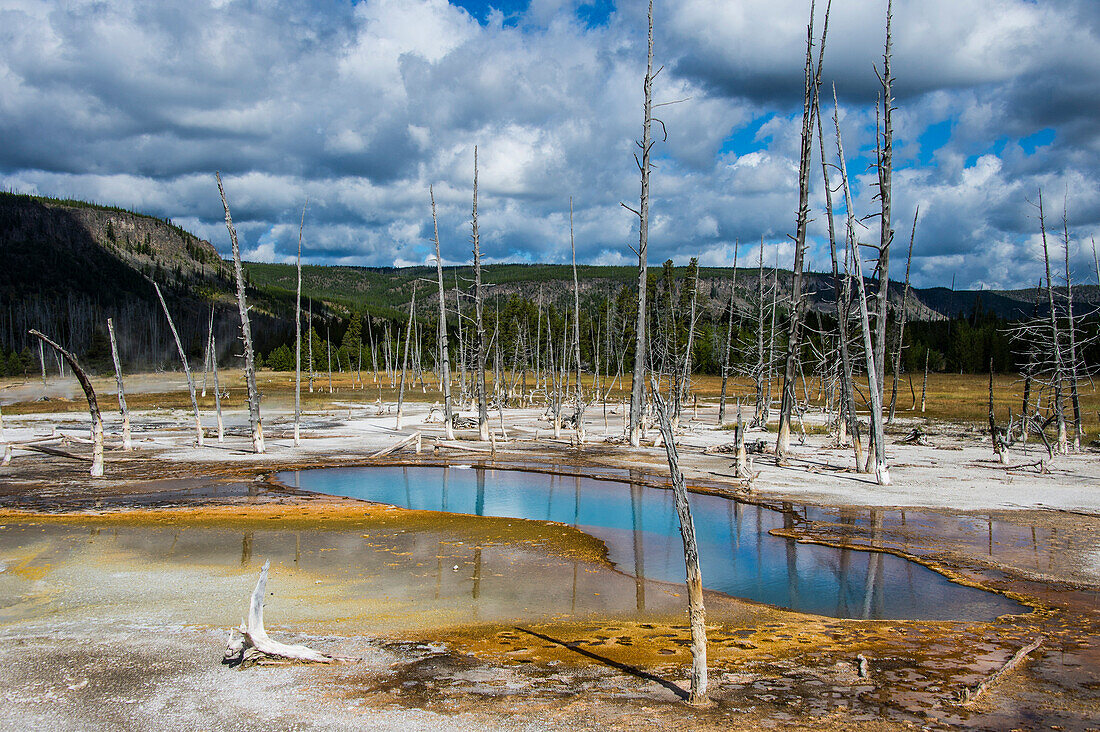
(1, 0, 1099, 288)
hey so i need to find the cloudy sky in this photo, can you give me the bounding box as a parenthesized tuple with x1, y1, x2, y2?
(2, 0, 1099, 289)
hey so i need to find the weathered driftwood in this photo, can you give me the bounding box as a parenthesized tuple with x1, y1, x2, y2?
(367, 431, 421, 459)
(217, 172, 265, 454)
(958, 637, 1043, 705)
(154, 282, 203, 447)
(224, 560, 345, 666)
(106, 318, 132, 450)
(29, 329, 104, 478)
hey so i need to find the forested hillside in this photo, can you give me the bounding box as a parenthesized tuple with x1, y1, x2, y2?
(1, 193, 1097, 379)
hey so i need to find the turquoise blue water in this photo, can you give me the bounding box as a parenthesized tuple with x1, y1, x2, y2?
(278, 465, 1024, 621)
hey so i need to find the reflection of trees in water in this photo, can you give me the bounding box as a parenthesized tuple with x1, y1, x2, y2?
(240, 531, 253, 566)
(475, 467, 485, 516)
(782, 502, 799, 609)
(631, 482, 646, 611)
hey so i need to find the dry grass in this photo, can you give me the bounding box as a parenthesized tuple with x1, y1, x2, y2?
(3, 368, 1097, 436)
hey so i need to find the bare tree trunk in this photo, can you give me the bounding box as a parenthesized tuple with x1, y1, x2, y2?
(1038, 191, 1067, 454)
(535, 285, 543, 395)
(454, 272, 467, 406)
(295, 202, 306, 446)
(326, 327, 333, 394)
(778, 0, 829, 456)
(718, 246, 739, 424)
(397, 284, 416, 429)
(888, 207, 918, 423)
(817, 101, 862, 466)
(201, 305, 213, 398)
(153, 282, 203, 447)
(430, 187, 455, 440)
(209, 328, 224, 442)
(308, 299, 314, 393)
(563, 200, 585, 443)
(921, 350, 928, 414)
(38, 339, 46, 391)
(471, 148, 490, 441)
(1062, 205, 1082, 450)
(106, 317, 132, 450)
(872, 0, 895, 413)
(217, 172, 265, 453)
(989, 360, 1006, 463)
(650, 378, 708, 706)
(627, 0, 655, 448)
(833, 88, 888, 485)
(754, 238, 766, 425)
(29, 329, 103, 478)
(678, 260, 699, 429)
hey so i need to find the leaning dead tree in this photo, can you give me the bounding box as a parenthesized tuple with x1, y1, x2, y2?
(28, 329, 104, 478)
(430, 186, 454, 440)
(624, 0, 656, 448)
(224, 560, 345, 666)
(153, 282, 203, 447)
(106, 317, 132, 450)
(833, 86, 889, 485)
(471, 148, 490, 441)
(650, 377, 708, 706)
(216, 172, 265, 454)
(816, 95, 861, 466)
(777, 0, 830, 458)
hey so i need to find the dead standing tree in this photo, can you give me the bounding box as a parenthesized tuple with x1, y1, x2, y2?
(28, 329, 104, 478)
(471, 148, 490, 441)
(431, 187, 455, 440)
(570, 198, 585, 443)
(624, 0, 656, 448)
(888, 207, 918, 423)
(396, 283, 417, 430)
(717, 245, 739, 424)
(871, 0, 896, 425)
(777, 0, 830, 458)
(153, 282, 203, 447)
(295, 201, 306, 447)
(106, 317, 132, 450)
(217, 172, 265, 454)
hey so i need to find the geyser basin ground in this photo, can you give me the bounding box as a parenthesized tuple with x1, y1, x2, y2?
(278, 465, 1024, 621)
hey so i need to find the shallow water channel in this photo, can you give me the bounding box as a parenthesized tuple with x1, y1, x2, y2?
(280, 465, 1024, 621)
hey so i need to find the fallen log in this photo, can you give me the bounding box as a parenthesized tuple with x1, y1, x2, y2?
(367, 431, 421, 459)
(223, 560, 347, 666)
(434, 440, 493, 454)
(13, 443, 93, 462)
(957, 637, 1043, 706)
